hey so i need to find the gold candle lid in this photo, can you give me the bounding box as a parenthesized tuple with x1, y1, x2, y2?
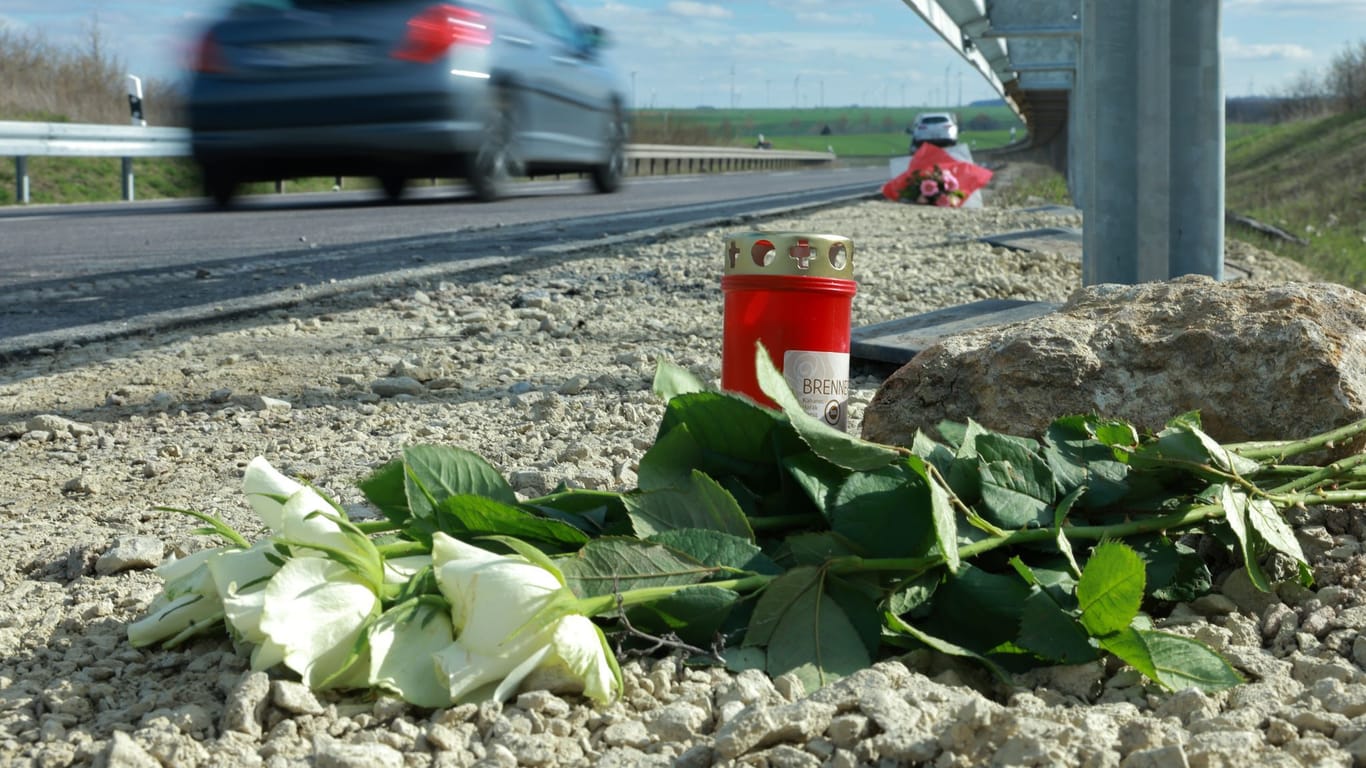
(724, 232, 854, 279)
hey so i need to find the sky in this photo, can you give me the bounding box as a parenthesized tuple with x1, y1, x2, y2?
(0, 0, 1361, 110)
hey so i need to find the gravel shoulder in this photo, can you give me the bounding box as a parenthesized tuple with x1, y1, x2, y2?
(0, 190, 1348, 768)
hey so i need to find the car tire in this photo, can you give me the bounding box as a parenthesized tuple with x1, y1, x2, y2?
(202, 164, 237, 209)
(468, 88, 518, 203)
(379, 175, 406, 201)
(590, 106, 627, 194)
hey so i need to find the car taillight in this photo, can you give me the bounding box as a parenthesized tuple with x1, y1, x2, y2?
(192, 31, 228, 74)
(393, 4, 492, 63)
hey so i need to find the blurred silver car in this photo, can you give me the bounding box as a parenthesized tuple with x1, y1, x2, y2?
(187, 0, 628, 207)
(910, 112, 958, 149)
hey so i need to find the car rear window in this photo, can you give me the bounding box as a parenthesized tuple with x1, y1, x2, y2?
(921, 116, 949, 125)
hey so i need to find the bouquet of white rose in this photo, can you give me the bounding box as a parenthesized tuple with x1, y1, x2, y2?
(131, 346, 1366, 708)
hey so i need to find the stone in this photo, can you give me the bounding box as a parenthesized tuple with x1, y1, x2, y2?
(713, 700, 837, 759)
(1121, 744, 1189, 768)
(862, 278, 1366, 454)
(95, 536, 165, 575)
(642, 702, 709, 742)
(27, 414, 93, 436)
(103, 731, 162, 768)
(370, 377, 425, 398)
(271, 680, 325, 715)
(240, 394, 291, 412)
(220, 671, 271, 738)
(313, 734, 405, 768)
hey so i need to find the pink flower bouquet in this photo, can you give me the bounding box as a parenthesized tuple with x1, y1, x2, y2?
(882, 143, 993, 208)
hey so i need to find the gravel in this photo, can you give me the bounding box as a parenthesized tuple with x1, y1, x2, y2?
(0, 191, 1346, 768)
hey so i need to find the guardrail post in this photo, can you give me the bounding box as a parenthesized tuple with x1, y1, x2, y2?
(1080, 0, 1223, 284)
(121, 157, 135, 201)
(15, 157, 29, 204)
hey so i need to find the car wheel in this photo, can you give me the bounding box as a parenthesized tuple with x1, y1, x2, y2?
(202, 165, 237, 209)
(468, 88, 518, 202)
(379, 174, 406, 201)
(590, 106, 627, 194)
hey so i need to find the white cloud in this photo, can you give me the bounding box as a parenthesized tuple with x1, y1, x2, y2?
(1222, 36, 1315, 61)
(794, 11, 875, 26)
(666, 1, 732, 20)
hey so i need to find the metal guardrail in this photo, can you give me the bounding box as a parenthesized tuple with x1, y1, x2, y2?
(0, 121, 835, 204)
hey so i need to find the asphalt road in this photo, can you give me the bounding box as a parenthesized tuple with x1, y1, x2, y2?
(0, 166, 888, 358)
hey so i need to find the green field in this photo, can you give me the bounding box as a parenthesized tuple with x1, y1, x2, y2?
(1225, 108, 1366, 287)
(628, 104, 1026, 155)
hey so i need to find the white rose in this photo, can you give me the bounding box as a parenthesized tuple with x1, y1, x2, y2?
(430, 533, 620, 704)
(127, 546, 227, 648)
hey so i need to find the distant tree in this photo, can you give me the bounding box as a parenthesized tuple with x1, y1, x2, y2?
(835, 115, 850, 133)
(1326, 40, 1366, 112)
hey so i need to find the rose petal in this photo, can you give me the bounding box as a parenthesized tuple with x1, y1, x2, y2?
(368, 601, 455, 709)
(432, 533, 560, 643)
(242, 457, 303, 531)
(259, 557, 377, 688)
(277, 488, 352, 555)
(383, 555, 432, 584)
(127, 592, 223, 648)
(519, 616, 621, 705)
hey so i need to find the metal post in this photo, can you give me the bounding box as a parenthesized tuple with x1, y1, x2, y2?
(122, 157, 135, 201)
(1080, 0, 1140, 285)
(15, 157, 30, 204)
(1170, 1, 1224, 278)
(1080, 0, 1223, 284)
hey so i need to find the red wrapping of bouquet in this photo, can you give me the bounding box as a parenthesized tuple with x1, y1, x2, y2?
(882, 143, 994, 206)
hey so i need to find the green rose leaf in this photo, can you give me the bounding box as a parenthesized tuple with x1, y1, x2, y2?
(625, 585, 740, 647)
(1246, 497, 1313, 586)
(1134, 535, 1213, 603)
(1097, 626, 1161, 683)
(782, 451, 850, 519)
(357, 459, 410, 526)
(559, 537, 712, 598)
(403, 445, 517, 520)
(781, 532, 860, 567)
(745, 567, 871, 693)
(636, 422, 705, 492)
(920, 563, 1031, 653)
(656, 391, 786, 474)
(1077, 541, 1146, 637)
(752, 342, 901, 471)
(1131, 419, 1262, 477)
(884, 611, 1010, 683)
(828, 465, 934, 559)
(1043, 417, 1131, 508)
(1220, 485, 1272, 592)
(906, 455, 960, 573)
(1016, 589, 1098, 664)
(652, 359, 707, 402)
(625, 470, 754, 541)
(1139, 629, 1244, 692)
(431, 494, 590, 552)
(647, 529, 782, 575)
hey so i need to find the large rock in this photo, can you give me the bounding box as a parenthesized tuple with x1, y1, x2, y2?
(861, 277, 1366, 450)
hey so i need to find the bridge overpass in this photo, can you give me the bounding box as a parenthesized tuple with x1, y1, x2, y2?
(898, 0, 1224, 285)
